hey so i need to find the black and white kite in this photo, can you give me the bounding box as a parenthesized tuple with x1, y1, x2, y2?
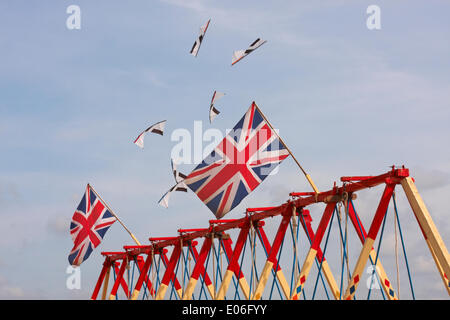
(190, 19, 211, 57)
(158, 159, 188, 208)
(158, 181, 188, 208)
(171, 158, 188, 183)
(231, 38, 267, 65)
(134, 120, 166, 149)
(209, 91, 225, 123)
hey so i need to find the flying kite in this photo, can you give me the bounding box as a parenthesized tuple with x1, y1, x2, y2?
(133, 120, 166, 149)
(158, 159, 188, 208)
(171, 158, 188, 183)
(209, 91, 225, 123)
(157, 181, 188, 208)
(231, 38, 267, 65)
(190, 19, 211, 57)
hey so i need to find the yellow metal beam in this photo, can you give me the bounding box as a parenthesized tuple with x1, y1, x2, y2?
(216, 269, 251, 300)
(401, 177, 450, 295)
(343, 238, 375, 300)
(425, 239, 450, 295)
(291, 248, 318, 300)
(101, 267, 110, 300)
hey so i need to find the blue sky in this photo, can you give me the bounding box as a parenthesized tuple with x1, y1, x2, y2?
(0, 0, 449, 299)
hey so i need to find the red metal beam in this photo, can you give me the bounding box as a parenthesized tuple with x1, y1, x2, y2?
(189, 240, 214, 290)
(182, 236, 213, 299)
(216, 221, 251, 299)
(156, 243, 182, 299)
(289, 192, 316, 197)
(256, 225, 283, 272)
(246, 206, 279, 212)
(178, 228, 209, 233)
(344, 182, 396, 300)
(107, 169, 410, 264)
(221, 236, 247, 283)
(109, 260, 129, 299)
(91, 260, 110, 300)
(131, 251, 154, 299)
(340, 176, 374, 182)
(297, 209, 327, 264)
(93, 168, 414, 300)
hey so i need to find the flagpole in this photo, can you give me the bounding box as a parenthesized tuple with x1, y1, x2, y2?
(88, 184, 142, 246)
(252, 102, 320, 195)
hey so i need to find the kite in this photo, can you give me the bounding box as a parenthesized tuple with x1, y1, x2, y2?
(209, 91, 225, 123)
(190, 19, 211, 57)
(134, 120, 166, 149)
(158, 159, 188, 208)
(157, 181, 188, 208)
(172, 158, 188, 183)
(231, 38, 267, 65)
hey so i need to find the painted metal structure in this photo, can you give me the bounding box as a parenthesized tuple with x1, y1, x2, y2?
(91, 167, 450, 300)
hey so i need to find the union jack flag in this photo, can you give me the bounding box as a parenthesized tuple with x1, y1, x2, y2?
(68, 185, 117, 266)
(184, 102, 289, 218)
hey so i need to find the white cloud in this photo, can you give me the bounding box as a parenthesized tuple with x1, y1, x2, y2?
(414, 254, 436, 274)
(409, 166, 450, 191)
(0, 276, 25, 299)
(0, 181, 20, 205)
(47, 215, 71, 235)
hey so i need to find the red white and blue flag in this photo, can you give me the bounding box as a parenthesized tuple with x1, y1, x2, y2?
(68, 185, 117, 266)
(184, 102, 289, 218)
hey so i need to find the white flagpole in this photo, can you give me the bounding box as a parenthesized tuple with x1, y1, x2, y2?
(88, 184, 142, 246)
(253, 102, 320, 195)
